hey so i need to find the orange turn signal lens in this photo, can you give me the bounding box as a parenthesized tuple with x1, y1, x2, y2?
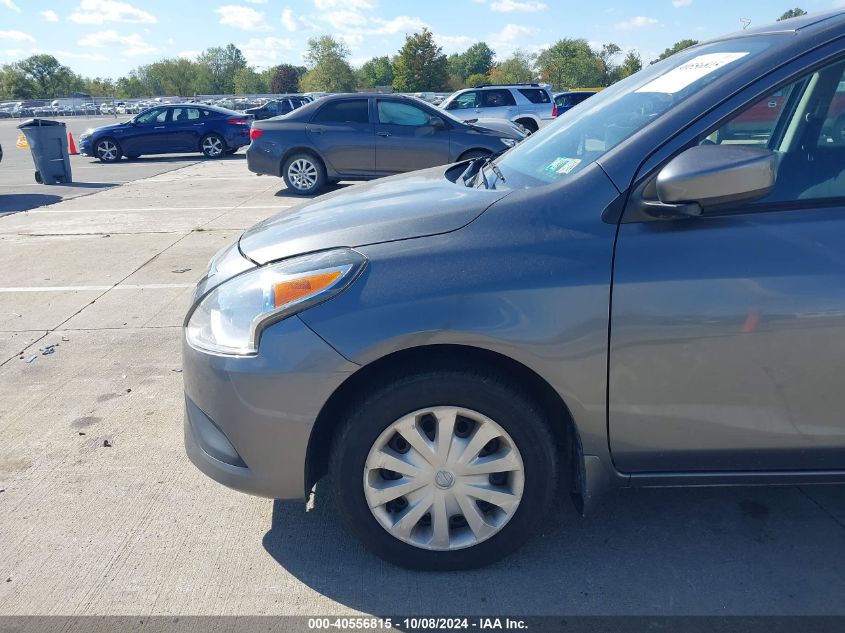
(272, 271, 341, 308)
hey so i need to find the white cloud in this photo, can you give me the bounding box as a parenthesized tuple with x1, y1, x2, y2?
(1, 0, 21, 12)
(215, 5, 271, 31)
(435, 34, 477, 52)
(672, 0, 692, 6)
(369, 15, 427, 35)
(0, 30, 35, 42)
(238, 36, 294, 67)
(313, 0, 375, 9)
(615, 16, 659, 29)
(245, 0, 268, 3)
(40, 9, 60, 21)
(490, 0, 547, 12)
(488, 23, 540, 57)
(323, 9, 369, 30)
(77, 29, 157, 56)
(69, 0, 156, 24)
(178, 49, 200, 59)
(281, 7, 297, 31)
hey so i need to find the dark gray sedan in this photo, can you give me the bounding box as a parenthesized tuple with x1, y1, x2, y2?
(185, 11, 845, 570)
(246, 93, 523, 195)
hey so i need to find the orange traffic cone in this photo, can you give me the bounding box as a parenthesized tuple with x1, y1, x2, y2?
(68, 132, 78, 155)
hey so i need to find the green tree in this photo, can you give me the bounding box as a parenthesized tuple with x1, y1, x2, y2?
(11, 55, 82, 98)
(778, 7, 807, 20)
(594, 43, 622, 86)
(653, 39, 699, 63)
(613, 50, 642, 82)
(356, 55, 394, 89)
(143, 58, 198, 96)
(392, 28, 449, 92)
(82, 76, 116, 97)
(115, 71, 148, 98)
(233, 66, 268, 94)
(299, 35, 356, 92)
(196, 44, 248, 94)
(536, 39, 602, 90)
(487, 50, 535, 85)
(448, 42, 495, 82)
(464, 72, 488, 88)
(268, 64, 301, 93)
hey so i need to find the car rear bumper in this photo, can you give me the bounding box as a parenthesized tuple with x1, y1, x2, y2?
(246, 141, 282, 176)
(182, 315, 358, 499)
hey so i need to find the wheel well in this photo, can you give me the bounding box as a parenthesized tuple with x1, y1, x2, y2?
(280, 147, 326, 178)
(305, 344, 583, 502)
(515, 117, 538, 132)
(457, 148, 492, 162)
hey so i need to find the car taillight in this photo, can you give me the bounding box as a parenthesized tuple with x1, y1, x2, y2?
(552, 102, 558, 117)
(228, 118, 248, 125)
(250, 128, 263, 141)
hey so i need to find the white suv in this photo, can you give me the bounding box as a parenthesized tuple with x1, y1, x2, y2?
(439, 84, 556, 132)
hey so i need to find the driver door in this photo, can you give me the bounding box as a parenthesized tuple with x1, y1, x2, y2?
(609, 58, 845, 472)
(122, 107, 169, 154)
(374, 99, 450, 175)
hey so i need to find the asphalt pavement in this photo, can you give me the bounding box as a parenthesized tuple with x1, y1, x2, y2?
(0, 156, 843, 618)
(0, 116, 209, 216)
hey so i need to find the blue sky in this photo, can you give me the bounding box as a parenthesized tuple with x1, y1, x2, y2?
(0, 0, 843, 78)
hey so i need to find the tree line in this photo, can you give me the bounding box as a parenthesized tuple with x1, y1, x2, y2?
(0, 8, 809, 100)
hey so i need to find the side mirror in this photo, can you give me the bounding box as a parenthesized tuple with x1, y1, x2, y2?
(648, 145, 777, 218)
(431, 117, 447, 130)
(445, 102, 457, 111)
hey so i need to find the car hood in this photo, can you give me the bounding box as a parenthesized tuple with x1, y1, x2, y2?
(90, 121, 131, 135)
(239, 166, 510, 265)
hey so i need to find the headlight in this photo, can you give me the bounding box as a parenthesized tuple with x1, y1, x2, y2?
(79, 131, 92, 140)
(185, 248, 366, 356)
(500, 137, 517, 147)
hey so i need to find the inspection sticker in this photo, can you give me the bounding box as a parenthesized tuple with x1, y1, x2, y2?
(636, 52, 749, 94)
(545, 157, 582, 174)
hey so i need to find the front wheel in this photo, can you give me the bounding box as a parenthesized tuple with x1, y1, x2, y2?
(95, 138, 121, 163)
(329, 368, 558, 570)
(282, 153, 326, 196)
(201, 134, 226, 158)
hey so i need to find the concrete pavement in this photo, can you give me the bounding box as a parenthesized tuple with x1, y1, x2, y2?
(0, 158, 844, 617)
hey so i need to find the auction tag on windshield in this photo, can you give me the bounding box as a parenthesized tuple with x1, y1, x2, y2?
(545, 157, 581, 174)
(636, 52, 749, 94)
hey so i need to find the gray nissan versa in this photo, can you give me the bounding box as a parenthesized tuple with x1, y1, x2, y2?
(184, 11, 845, 570)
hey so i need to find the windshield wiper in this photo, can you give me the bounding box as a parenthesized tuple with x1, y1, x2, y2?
(489, 161, 506, 184)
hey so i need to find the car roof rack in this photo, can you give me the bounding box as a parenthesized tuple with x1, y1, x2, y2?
(471, 83, 541, 88)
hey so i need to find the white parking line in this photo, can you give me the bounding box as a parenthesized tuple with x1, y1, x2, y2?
(0, 283, 195, 292)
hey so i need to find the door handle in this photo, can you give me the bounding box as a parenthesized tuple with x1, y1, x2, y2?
(376, 131, 391, 137)
(192, 123, 204, 126)
(154, 126, 165, 129)
(768, 101, 778, 108)
(306, 126, 324, 134)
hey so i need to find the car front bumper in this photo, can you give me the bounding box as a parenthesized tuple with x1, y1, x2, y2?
(182, 315, 359, 500)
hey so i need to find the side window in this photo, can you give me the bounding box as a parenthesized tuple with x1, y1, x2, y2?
(818, 79, 845, 146)
(700, 59, 845, 203)
(518, 88, 551, 104)
(451, 91, 479, 110)
(279, 100, 293, 114)
(312, 99, 369, 124)
(555, 95, 573, 108)
(136, 108, 167, 124)
(481, 89, 516, 107)
(172, 108, 200, 121)
(377, 101, 433, 126)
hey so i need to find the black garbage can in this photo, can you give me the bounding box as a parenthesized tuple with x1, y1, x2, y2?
(17, 118, 72, 185)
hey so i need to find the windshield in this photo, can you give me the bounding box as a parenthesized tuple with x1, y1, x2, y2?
(494, 38, 775, 187)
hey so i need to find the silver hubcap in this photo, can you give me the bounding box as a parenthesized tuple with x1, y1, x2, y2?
(288, 158, 318, 190)
(363, 406, 525, 551)
(203, 136, 223, 156)
(97, 140, 117, 161)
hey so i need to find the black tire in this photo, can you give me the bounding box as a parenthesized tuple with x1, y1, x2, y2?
(329, 367, 558, 571)
(200, 133, 226, 158)
(282, 152, 326, 196)
(516, 118, 538, 133)
(458, 149, 492, 162)
(94, 137, 121, 163)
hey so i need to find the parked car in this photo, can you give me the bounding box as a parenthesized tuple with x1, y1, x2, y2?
(439, 83, 556, 132)
(246, 93, 523, 195)
(185, 10, 845, 570)
(553, 90, 597, 116)
(79, 104, 252, 161)
(245, 95, 311, 120)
